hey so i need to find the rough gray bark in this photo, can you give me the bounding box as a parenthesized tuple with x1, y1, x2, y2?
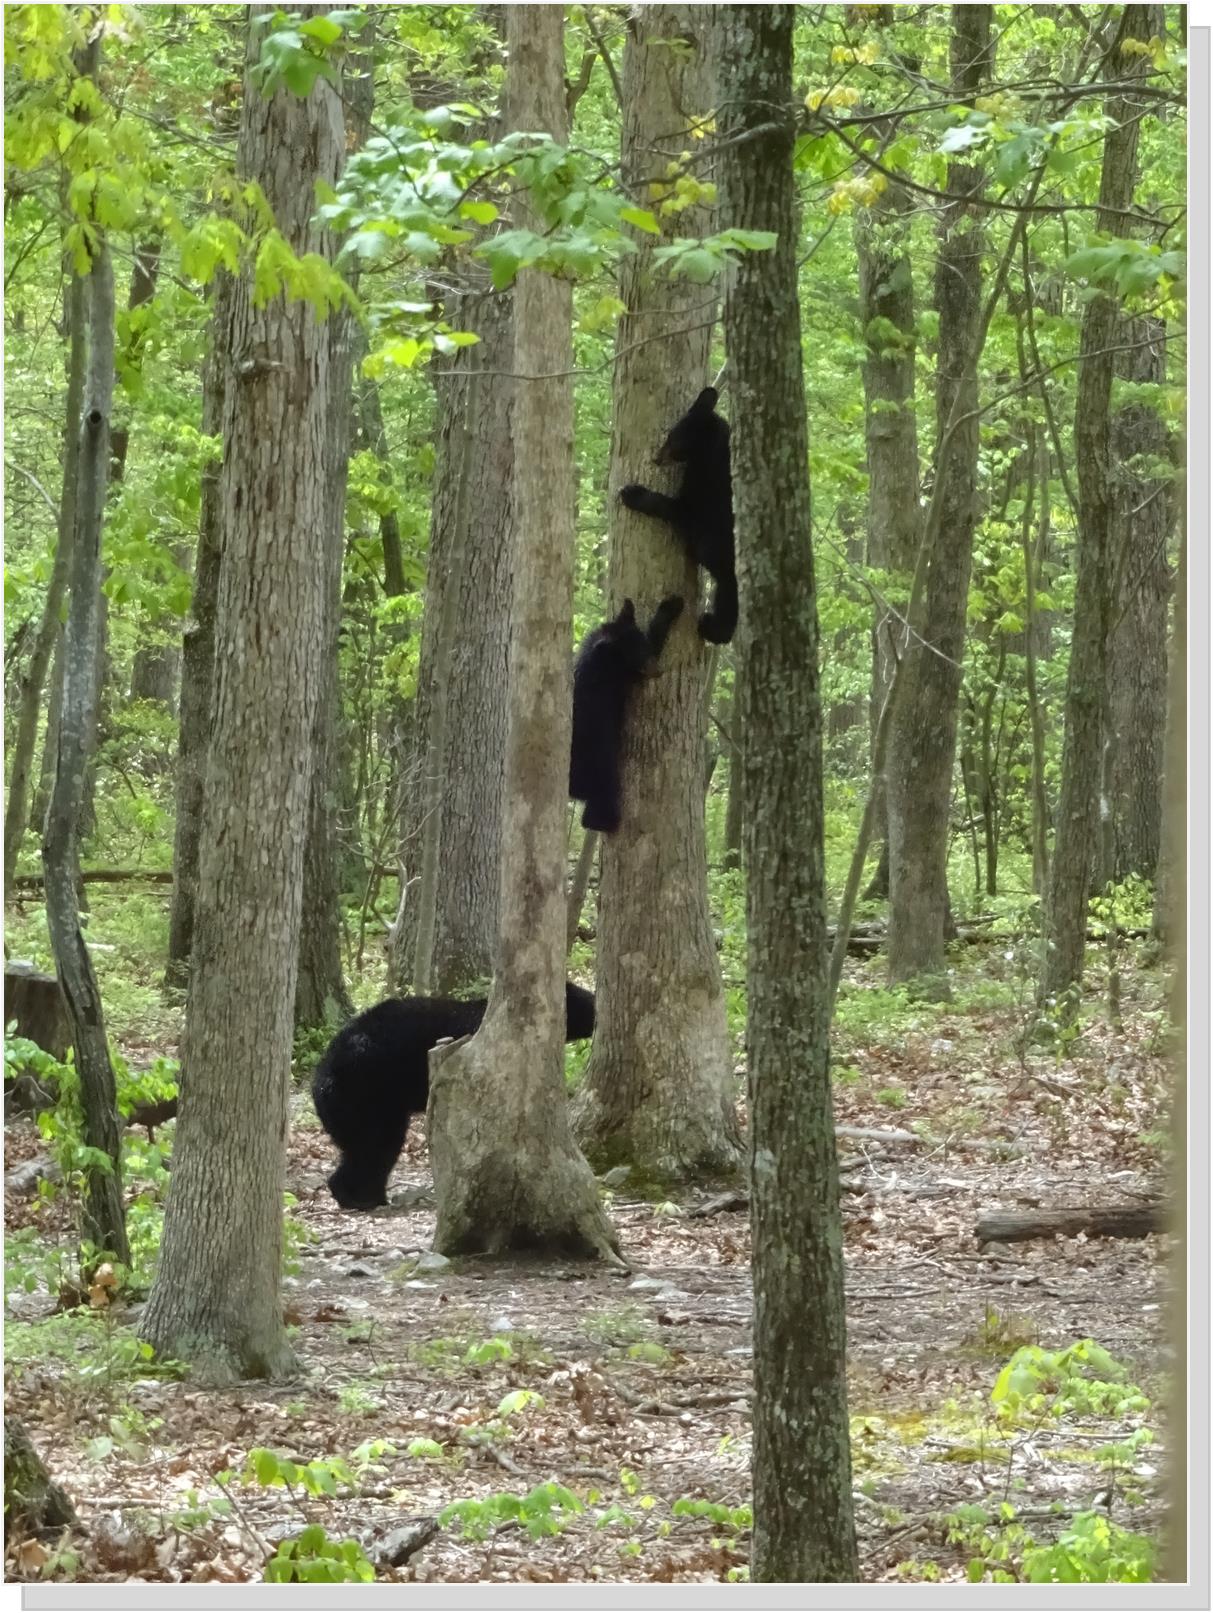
(718, 4, 857, 1582)
(140, 8, 341, 1380)
(1042, 4, 1156, 1003)
(570, 3, 743, 1183)
(3, 271, 85, 903)
(855, 173, 920, 897)
(40, 188, 130, 1266)
(164, 279, 230, 991)
(1106, 315, 1170, 883)
(295, 98, 357, 1031)
(886, 5, 991, 989)
(121, 242, 180, 713)
(392, 28, 513, 996)
(427, 4, 620, 1266)
(294, 294, 356, 1030)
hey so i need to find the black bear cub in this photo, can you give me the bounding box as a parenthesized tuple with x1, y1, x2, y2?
(619, 387, 737, 645)
(312, 981, 597, 1210)
(569, 595, 683, 834)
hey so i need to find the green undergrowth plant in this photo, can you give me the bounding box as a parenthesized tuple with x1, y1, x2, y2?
(231, 1442, 395, 1584)
(440, 1481, 584, 1542)
(902, 1341, 1160, 1582)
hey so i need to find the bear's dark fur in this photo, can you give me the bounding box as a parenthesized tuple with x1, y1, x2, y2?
(312, 981, 596, 1210)
(619, 387, 737, 644)
(569, 595, 683, 833)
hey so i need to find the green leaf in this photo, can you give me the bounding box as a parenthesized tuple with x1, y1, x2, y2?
(459, 199, 499, 225)
(298, 16, 343, 46)
(620, 205, 661, 235)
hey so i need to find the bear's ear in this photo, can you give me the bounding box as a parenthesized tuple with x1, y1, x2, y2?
(692, 386, 718, 413)
(618, 597, 637, 625)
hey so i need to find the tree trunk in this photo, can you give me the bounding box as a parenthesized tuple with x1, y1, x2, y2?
(1042, 4, 1155, 1004)
(886, 5, 990, 990)
(570, 3, 743, 1183)
(4, 272, 85, 903)
(4, 1420, 76, 1545)
(718, 4, 857, 1581)
(722, 678, 743, 873)
(427, 4, 620, 1266)
(140, 7, 341, 1381)
(121, 242, 180, 714)
(566, 825, 599, 950)
(294, 300, 355, 1030)
(855, 170, 920, 906)
(164, 279, 230, 991)
(392, 40, 513, 996)
(40, 110, 130, 1267)
(1023, 426, 1051, 896)
(295, 138, 358, 1030)
(1106, 315, 1170, 883)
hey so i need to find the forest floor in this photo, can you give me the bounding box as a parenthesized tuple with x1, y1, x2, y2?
(3, 941, 1174, 1585)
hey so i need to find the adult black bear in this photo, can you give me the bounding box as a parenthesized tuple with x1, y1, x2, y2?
(312, 981, 596, 1210)
(619, 387, 737, 645)
(569, 594, 683, 834)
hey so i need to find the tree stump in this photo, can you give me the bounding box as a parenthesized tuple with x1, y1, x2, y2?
(4, 1419, 77, 1543)
(3, 964, 70, 1062)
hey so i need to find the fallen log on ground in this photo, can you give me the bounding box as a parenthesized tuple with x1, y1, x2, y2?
(11, 869, 173, 890)
(975, 1204, 1166, 1244)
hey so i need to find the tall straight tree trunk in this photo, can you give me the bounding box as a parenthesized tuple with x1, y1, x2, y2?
(855, 173, 920, 902)
(427, 4, 619, 1265)
(4, 271, 85, 902)
(294, 297, 356, 1030)
(392, 25, 512, 996)
(141, 7, 341, 1381)
(1042, 4, 1156, 1004)
(122, 242, 181, 712)
(404, 280, 512, 994)
(40, 42, 129, 1267)
(295, 97, 358, 1031)
(571, 3, 743, 1182)
(717, 5, 857, 1581)
(1106, 315, 1170, 883)
(722, 677, 743, 873)
(164, 280, 230, 991)
(886, 5, 990, 989)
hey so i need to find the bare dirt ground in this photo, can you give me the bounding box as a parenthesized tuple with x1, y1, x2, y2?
(4, 962, 1173, 1585)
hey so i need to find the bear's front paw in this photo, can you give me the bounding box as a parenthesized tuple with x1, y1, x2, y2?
(618, 483, 648, 510)
(657, 594, 685, 619)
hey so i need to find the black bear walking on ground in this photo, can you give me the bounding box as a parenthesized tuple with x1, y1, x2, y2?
(313, 982, 597, 1210)
(619, 387, 737, 645)
(569, 595, 684, 834)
